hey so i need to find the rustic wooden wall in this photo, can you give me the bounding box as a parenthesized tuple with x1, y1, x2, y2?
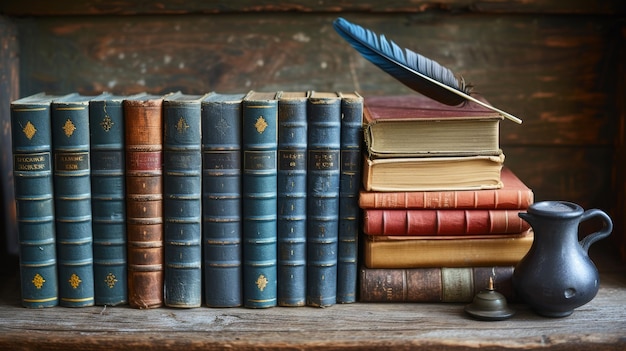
(1, 0, 625, 259)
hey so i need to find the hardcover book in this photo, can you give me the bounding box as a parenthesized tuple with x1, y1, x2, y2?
(363, 154, 505, 192)
(242, 91, 278, 308)
(359, 167, 533, 210)
(363, 94, 503, 158)
(276, 91, 308, 307)
(89, 93, 145, 306)
(362, 209, 530, 236)
(359, 266, 516, 303)
(52, 93, 100, 307)
(362, 230, 533, 268)
(201, 92, 245, 308)
(124, 94, 167, 309)
(337, 91, 363, 304)
(163, 92, 205, 308)
(11, 93, 61, 308)
(306, 91, 342, 307)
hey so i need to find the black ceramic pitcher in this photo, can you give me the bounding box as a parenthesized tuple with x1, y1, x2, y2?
(512, 201, 612, 317)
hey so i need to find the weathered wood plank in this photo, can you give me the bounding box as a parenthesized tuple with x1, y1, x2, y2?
(0, 16, 19, 271)
(15, 13, 619, 148)
(613, 24, 626, 260)
(0, 0, 624, 16)
(0, 272, 624, 351)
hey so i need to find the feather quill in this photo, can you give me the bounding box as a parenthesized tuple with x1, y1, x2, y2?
(333, 17, 522, 124)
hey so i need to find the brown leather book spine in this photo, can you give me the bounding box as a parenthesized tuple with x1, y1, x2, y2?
(359, 266, 515, 302)
(124, 98, 164, 309)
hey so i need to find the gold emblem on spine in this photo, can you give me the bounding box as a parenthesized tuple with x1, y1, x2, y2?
(68, 273, 82, 289)
(254, 116, 268, 133)
(63, 118, 77, 137)
(176, 116, 190, 133)
(104, 273, 118, 289)
(32, 273, 45, 289)
(23, 121, 37, 140)
(255, 274, 269, 291)
(100, 115, 114, 132)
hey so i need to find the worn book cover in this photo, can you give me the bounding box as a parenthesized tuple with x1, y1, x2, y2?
(363, 154, 504, 192)
(202, 92, 245, 308)
(163, 92, 205, 308)
(363, 94, 503, 158)
(276, 91, 308, 307)
(306, 91, 342, 307)
(363, 230, 533, 268)
(11, 93, 62, 308)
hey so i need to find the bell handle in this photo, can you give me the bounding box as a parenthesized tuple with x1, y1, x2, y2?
(579, 209, 613, 253)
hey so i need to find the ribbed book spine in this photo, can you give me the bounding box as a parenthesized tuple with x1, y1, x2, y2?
(306, 92, 341, 307)
(52, 94, 96, 307)
(163, 93, 204, 308)
(89, 95, 133, 306)
(277, 92, 308, 307)
(124, 95, 165, 309)
(337, 92, 363, 304)
(201, 93, 245, 307)
(359, 266, 516, 302)
(11, 93, 59, 308)
(242, 91, 278, 308)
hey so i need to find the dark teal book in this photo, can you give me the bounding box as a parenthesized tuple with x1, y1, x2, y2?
(11, 93, 62, 308)
(306, 91, 341, 307)
(242, 91, 278, 308)
(163, 92, 205, 308)
(276, 91, 308, 307)
(89, 93, 145, 306)
(52, 93, 101, 307)
(201, 92, 245, 307)
(337, 91, 363, 304)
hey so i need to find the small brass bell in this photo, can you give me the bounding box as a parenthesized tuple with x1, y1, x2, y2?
(464, 277, 515, 321)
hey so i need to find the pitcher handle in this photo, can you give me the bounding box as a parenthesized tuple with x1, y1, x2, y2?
(579, 209, 613, 253)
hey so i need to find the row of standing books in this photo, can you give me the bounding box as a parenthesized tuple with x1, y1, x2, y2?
(11, 90, 363, 309)
(356, 94, 534, 303)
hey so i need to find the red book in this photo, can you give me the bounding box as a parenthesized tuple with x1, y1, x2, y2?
(363, 208, 530, 236)
(359, 167, 533, 210)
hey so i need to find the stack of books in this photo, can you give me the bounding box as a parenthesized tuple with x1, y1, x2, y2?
(357, 95, 534, 303)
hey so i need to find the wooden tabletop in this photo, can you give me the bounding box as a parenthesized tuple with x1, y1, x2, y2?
(0, 270, 624, 351)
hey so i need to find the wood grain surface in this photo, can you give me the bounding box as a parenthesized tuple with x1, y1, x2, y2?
(0, 270, 624, 350)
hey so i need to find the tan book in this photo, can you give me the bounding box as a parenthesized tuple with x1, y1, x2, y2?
(363, 95, 503, 158)
(362, 153, 505, 192)
(362, 230, 533, 268)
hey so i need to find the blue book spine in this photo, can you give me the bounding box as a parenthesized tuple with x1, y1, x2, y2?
(163, 93, 204, 308)
(11, 93, 59, 308)
(277, 92, 308, 307)
(89, 95, 131, 306)
(201, 93, 245, 307)
(337, 92, 363, 304)
(242, 91, 278, 308)
(52, 94, 97, 307)
(306, 92, 341, 307)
